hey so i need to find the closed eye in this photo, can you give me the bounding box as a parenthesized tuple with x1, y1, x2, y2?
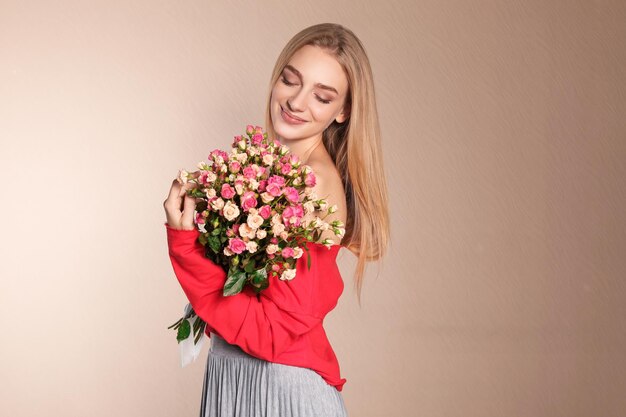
(280, 77, 295, 86)
(280, 77, 331, 104)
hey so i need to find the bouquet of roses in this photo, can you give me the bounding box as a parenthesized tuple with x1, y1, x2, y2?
(168, 124, 345, 358)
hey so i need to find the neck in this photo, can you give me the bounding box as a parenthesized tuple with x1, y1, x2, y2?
(277, 134, 324, 165)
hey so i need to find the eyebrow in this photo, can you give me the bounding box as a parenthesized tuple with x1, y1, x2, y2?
(284, 65, 339, 95)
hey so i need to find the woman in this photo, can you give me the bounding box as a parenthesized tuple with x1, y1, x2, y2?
(164, 23, 390, 417)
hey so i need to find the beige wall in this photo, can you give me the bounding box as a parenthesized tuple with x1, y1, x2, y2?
(1, 1, 625, 416)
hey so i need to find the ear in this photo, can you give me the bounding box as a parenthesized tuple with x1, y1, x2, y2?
(335, 106, 350, 124)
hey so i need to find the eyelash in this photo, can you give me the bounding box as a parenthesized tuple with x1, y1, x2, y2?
(280, 77, 331, 104)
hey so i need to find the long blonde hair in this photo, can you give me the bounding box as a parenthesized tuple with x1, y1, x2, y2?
(264, 23, 390, 305)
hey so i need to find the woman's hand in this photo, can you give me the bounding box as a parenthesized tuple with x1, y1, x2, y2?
(163, 171, 201, 230)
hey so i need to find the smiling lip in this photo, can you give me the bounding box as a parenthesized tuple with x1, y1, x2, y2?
(281, 106, 307, 124)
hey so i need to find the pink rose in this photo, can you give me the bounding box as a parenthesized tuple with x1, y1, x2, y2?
(282, 206, 295, 225)
(267, 175, 285, 187)
(246, 125, 254, 135)
(281, 246, 295, 258)
(282, 204, 304, 227)
(232, 135, 243, 147)
(210, 149, 229, 162)
(281, 163, 292, 175)
(221, 183, 235, 199)
(259, 205, 272, 219)
(228, 238, 247, 254)
(304, 172, 316, 187)
(229, 161, 241, 173)
(241, 191, 258, 211)
(266, 182, 283, 197)
(289, 154, 299, 165)
(252, 133, 264, 145)
(243, 166, 256, 179)
(283, 186, 299, 203)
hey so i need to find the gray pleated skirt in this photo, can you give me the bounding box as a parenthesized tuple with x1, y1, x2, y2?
(199, 331, 348, 417)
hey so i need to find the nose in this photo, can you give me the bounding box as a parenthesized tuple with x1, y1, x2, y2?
(286, 89, 306, 113)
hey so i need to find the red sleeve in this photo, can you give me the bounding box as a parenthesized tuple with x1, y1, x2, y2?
(164, 222, 323, 361)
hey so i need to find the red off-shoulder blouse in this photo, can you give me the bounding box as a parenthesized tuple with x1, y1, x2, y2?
(164, 223, 347, 391)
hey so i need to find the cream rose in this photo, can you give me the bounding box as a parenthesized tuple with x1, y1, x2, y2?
(205, 188, 217, 199)
(238, 223, 256, 239)
(280, 268, 297, 281)
(247, 213, 264, 230)
(262, 154, 274, 166)
(246, 241, 259, 254)
(223, 201, 240, 221)
(261, 192, 274, 204)
(211, 197, 225, 211)
(248, 178, 259, 190)
(272, 223, 285, 236)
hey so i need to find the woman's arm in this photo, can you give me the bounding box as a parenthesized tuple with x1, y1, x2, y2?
(165, 222, 322, 360)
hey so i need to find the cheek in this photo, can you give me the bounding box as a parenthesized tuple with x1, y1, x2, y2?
(310, 104, 338, 122)
(270, 87, 279, 102)
(271, 83, 289, 100)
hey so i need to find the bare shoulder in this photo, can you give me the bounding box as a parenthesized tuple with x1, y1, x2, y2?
(304, 156, 347, 245)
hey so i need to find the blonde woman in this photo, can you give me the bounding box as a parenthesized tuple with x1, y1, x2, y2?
(163, 23, 390, 417)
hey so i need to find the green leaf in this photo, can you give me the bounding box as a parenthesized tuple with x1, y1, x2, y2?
(176, 319, 191, 343)
(244, 259, 256, 273)
(167, 317, 183, 330)
(251, 277, 269, 294)
(251, 267, 267, 285)
(195, 321, 206, 345)
(223, 268, 247, 296)
(208, 236, 221, 253)
(306, 249, 312, 270)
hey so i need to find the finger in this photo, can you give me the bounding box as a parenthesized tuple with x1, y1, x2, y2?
(166, 178, 183, 207)
(166, 176, 198, 210)
(181, 193, 197, 229)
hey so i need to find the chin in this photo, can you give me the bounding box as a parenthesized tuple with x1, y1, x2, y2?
(274, 125, 300, 141)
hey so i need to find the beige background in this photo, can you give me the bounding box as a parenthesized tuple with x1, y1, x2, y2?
(1, 1, 625, 416)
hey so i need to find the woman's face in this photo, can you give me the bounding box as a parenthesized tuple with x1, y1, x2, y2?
(270, 45, 349, 143)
